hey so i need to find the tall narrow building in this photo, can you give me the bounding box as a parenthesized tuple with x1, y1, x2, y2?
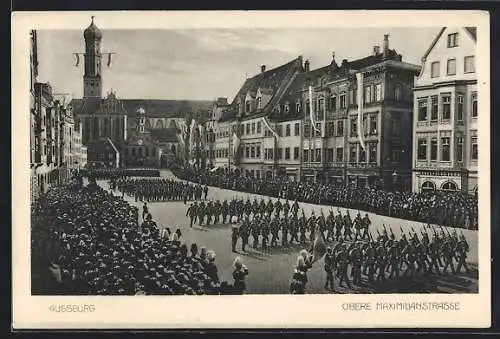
(83, 16, 103, 100)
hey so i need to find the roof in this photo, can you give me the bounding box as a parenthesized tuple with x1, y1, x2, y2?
(70, 98, 213, 118)
(421, 27, 477, 62)
(84, 17, 102, 40)
(149, 128, 179, 143)
(220, 56, 303, 122)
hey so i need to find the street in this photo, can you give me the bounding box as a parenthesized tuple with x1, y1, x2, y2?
(99, 170, 478, 294)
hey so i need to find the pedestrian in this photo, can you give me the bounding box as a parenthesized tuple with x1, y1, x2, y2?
(232, 257, 249, 294)
(324, 247, 335, 291)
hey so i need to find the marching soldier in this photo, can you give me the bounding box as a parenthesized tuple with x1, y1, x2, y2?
(337, 244, 351, 288)
(251, 217, 261, 249)
(343, 212, 353, 241)
(266, 199, 274, 216)
(281, 216, 289, 247)
(261, 215, 270, 249)
(231, 225, 239, 252)
(275, 198, 282, 218)
(240, 217, 251, 252)
(350, 242, 363, 285)
(308, 211, 317, 242)
(353, 212, 363, 241)
(362, 213, 371, 240)
(363, 240, 377, 282)
(455, 234, 470, 274)
(186, 202, 198, 228)
(213, 200, 222, 224)
(197, 200, 206, 226)
(375, 240, 387, 282)
(324, 247, 336, 291)
(292, 199, 299, 217)
(283, 200, 290, 219)
(299, 213, 307, 245)
(221, 199, 229, 224)
(270, 217, 280, 247)
(387, 240, 400, 279)
(335, 210, 343, 241)
(326, 211, 335, 242)
(142, 202, 149, 221)
(203, 184, 209, 200)
(441, 235, 456, 274)
(290, 216, 300, 244)
(205, 200, 214, 225)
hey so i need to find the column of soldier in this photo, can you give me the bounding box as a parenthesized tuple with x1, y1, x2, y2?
(111, 178, 209, 203)
(187, 197, 471, 288)
(81, 168, 161, 180)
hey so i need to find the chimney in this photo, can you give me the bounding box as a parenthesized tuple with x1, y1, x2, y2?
(373, 46, 380, 56)
(298, 55, 303, 67)
(341, 59, 348, 67)
(261, 65, 266, 73)
(383, 34, 389, 58)
(304, 60, 310, 72)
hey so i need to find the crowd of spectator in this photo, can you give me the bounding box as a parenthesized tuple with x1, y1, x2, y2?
(174, 168, 478, 230)
(31, 179, 240, 295)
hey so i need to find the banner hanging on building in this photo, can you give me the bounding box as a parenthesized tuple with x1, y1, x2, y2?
(232, 132, 240, 158)
(356, 72, 366, 151)
(309, 86, 321, 134)
(262, 116, 278, 139)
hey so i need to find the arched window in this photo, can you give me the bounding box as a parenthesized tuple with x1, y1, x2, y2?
(442, 181, 458, 191)
(421, 181, 436, 192)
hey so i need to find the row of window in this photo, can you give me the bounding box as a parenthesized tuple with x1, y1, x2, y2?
(430, 56, 475, 78)
(417, 135, 478, 162)
(417, 92, 477, 122)
(243, 143, 262, 159)
(243, 83, 406, 116)
(215, 149, 229, 158)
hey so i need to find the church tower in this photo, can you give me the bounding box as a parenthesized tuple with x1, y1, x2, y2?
(83, 16, 103, 99)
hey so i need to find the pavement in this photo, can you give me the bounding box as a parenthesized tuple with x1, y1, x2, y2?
(97, 169, 478, 294)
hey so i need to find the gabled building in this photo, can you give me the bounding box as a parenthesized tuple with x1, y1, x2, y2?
(213, 35, 420, 190)
(412, 27, 477, 195)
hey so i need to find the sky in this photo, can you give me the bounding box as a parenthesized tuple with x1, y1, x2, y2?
(36, 27, 440, 102)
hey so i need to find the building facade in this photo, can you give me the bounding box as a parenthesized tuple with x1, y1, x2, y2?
(213, 35, 420, 190)
(412, 27, 477, 194)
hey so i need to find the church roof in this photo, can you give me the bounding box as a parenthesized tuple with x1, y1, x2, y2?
(70, 98, 213, 119)
(149, 128, 180, 143)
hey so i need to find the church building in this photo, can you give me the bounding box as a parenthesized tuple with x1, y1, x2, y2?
(70, 17, 213, 168)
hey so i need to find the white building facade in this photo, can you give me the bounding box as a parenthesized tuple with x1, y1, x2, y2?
(412, 27, 478, 194)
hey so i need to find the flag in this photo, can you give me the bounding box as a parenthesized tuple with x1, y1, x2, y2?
(73, 53, 80, 67)
(232, 132, 240, 158)
(189, 119, 197, 156)
(262, 116, 278, 139)
(356, 72, 366, 151)
(308, 86, 321, 134)
(107, 53, 113, 67)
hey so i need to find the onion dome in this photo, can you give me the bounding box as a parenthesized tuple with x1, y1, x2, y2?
(84, 16, 102, 40)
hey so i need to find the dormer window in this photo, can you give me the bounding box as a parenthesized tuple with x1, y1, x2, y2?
(257, 97, 262, 109)
(447, 33, 458, 48)
(245, 101, 251, 113)
(296, 102, 301, 113)
(284, 103, 290, 114)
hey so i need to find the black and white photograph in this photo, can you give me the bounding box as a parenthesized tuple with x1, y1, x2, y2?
(13, 10, 490, 328)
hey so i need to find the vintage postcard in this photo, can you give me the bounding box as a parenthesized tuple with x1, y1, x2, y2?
(12, 10, 491, 329)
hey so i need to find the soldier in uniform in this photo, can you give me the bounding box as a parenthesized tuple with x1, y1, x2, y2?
(289, 215, 299, 244)
(244, 198, 252, 218)
(231, 225, 239, 253)
(197, 201, 206, 226)
(259, 198, 267, 216)
(261, 215, 270, 249)
(308, 211, 317, 242)
(361, 213, 371, 240)
(213, 200, 222, 224)
(275, 198, 282, 219)
(266, 199, 274, 216)
(205, 200, 213, 226)
(186, 202, 198, 228)
(270, 217, 280, 247)
(299, 213, 307, 245)
(350, 242, 363, 286)
(353, 212, 363, 241)
(221, 199, 229, 224)
(335, 210, 343, 241)
(343, 212, 353, 241)
(428, 234, 442, 275)
(203, 185, 209, 200)
(324, 247, 336, 291)
(291, 199, 299, 217)
(375, 240, 387, 282)
(403, 237, 418, 277)
(337, 244, 351, 288)
(252, 198, 260, 218)
(142, 202, 149, 221)
(240, 217, 251, 252)
(283, 200, 290, 219)
(251, 217, 261, 249)
(281, 216, 289, 247)
(326, 211, 335, 242)
(363, 240, 377, 283)
(387, 240, 400, 279)
(455, 234, 470, 274)
(441, 235, 456, 274)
